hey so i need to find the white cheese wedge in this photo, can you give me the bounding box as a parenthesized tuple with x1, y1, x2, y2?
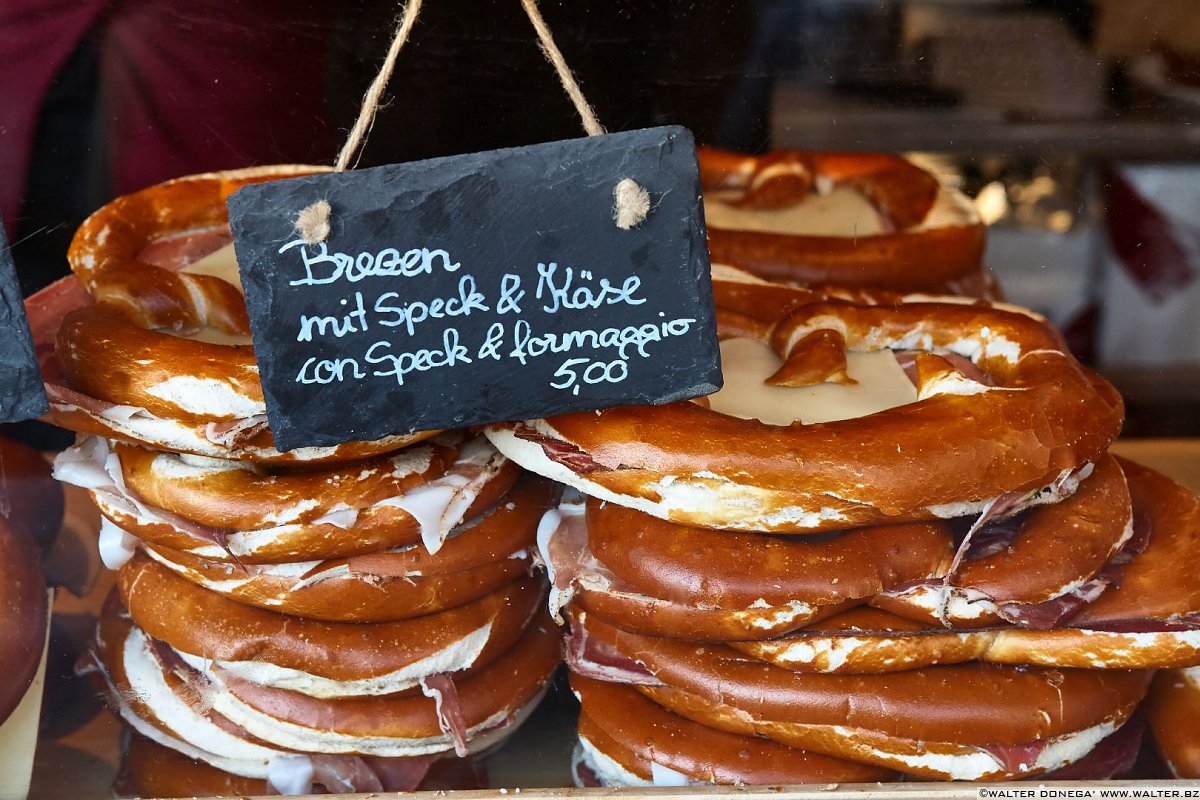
(707, 337, 917, 425)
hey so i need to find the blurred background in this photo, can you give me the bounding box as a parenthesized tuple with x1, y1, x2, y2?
(2, 0, 1197, 433)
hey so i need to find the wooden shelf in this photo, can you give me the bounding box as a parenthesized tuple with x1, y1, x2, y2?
(770, 84, 1200, 159)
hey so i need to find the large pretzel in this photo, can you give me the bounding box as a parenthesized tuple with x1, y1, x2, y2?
(117, 553, 542, 689)
(138, 477, 555, 622)
(568, 609, 1150, 781)
(570, 675, 894, 786)
(36, 166, 436, 463)
(490, 281, 1124, 533)
(56, 434, 517, 564)
(737, 458, 1200, 673)
(537, 452, 1131, 640)
(873, 453, 1133, 629)
(537, 493, 952, 640)
(93, 586, 558, 767)
(699, 147, 991, 297)
(197, 616, 557, 757)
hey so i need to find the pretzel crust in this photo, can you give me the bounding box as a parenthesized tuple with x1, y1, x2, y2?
(118, 553, 542, 682)
(699, 147, 990, 296)
(215, 611, 560, 742)
(563, 498, 952, 640)
(569, 609, 1150, 780)
(94, 589, 559, 757)
(68, 164, 321, 332)
(117, 735, 267, 798)
(87, 436, 520, 564)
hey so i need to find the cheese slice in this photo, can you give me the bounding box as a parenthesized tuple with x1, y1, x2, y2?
(0, 590, 52, 800)
(704, 187, 884, 237)
(708, 337, 917, 425)
(180, 242, 242, 293)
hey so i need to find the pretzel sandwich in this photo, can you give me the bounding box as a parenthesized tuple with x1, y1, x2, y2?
(568, 609, 1150, 781)
(36, 166, 435, 462)
(699, 147, 991, 296)
(491, 289, 1124, 533)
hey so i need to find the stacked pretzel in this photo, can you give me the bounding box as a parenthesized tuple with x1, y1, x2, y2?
(35, 167, 561, 796)
(487, 267, 1200, 785)
(699, 147, 997, 298)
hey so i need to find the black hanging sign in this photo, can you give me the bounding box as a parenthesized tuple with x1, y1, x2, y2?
(0, 219, 48, 424)
(229, 126, 720, 451)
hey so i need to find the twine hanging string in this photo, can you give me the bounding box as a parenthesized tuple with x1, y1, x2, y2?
(519, 0, 650, 229)
(519, 0, 649, 229)
(335, 0, 425, 173)
(518, 0, 605, 137)
(296, 0, 424, 244)
(296, 0, 649, 244)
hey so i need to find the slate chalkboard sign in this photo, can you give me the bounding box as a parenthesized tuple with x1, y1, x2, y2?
(229, 126, 720, 451)
(0, 220, 48, 424)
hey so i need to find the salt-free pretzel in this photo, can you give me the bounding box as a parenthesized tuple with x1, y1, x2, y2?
(92, 592, 557, 768)
(58, 434, 517, 563)
(201, 613, 559, 755)
(118, 553, 542, 686)
(537, 493, 952, 640)
(874, 453, 1133, 629)
(723, 459, 1200, 672)
(539, 454, 1131, 638)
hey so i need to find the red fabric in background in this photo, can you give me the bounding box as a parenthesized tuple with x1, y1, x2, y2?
(1105, 169, 1200, 303)
(101, 1, 335, 195)
(0, 1, 335, 237)
(0, 0, 107, 235)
